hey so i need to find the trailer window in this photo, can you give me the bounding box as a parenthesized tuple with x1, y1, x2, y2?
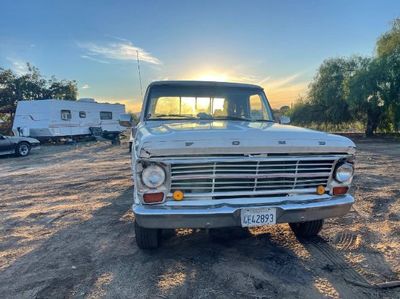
(61, 110, 71, 120)
(100, 111, 112, 120)
(79, 111, 86, 118)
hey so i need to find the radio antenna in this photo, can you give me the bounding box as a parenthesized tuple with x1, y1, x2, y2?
(136, 50, 143, 98)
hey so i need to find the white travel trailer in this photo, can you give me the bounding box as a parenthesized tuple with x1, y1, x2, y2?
(12, 98, 126, 141)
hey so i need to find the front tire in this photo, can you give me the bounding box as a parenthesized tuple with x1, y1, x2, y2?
(15, 142, 31, 157)
(134, 221, 160, 249)
(289, 219, 324, 238)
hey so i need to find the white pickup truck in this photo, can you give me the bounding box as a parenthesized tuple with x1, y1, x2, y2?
(127, 81, 355, 249)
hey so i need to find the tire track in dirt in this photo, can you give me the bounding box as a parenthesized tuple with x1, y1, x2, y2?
(333, 231, 361, 251)
(301, 237, 374, 299)
(1, 139, 399, 298)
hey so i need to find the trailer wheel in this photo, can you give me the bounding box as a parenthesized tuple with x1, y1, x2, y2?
(111, 138, 120, 145)
(15, 142, 31, 157)
(129, 141, 132, 153)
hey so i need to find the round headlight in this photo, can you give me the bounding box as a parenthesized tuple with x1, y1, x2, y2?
(142, 165, 166, 188)
(335, 163, 354, 183)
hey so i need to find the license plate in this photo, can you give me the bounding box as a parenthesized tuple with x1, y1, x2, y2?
(241, 207, 277, 227)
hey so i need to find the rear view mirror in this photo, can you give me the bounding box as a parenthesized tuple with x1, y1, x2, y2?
(279, 116, 291, 124)
(119, 114, 133, 127)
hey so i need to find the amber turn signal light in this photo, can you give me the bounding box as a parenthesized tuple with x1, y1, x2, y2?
(143, 192, 164, 203)
(332, 186, 349, 195)
(172, 190, 184, 201)
(316, 185, 326, 195)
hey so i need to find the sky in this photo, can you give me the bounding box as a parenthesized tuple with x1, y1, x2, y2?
(0, 0, 399, 112)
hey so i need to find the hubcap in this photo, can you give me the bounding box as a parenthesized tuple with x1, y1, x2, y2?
(19, 145, 29, 156)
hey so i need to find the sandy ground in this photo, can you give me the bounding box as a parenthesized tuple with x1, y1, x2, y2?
(0, 138, 399, 298)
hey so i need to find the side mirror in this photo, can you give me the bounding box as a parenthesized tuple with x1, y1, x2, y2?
(119, 114, 133, 127)
(279, 116, 291, 124)
(0, 135, 4, 140)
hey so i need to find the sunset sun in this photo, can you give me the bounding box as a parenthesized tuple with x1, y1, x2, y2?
(196, 71, 229, 82)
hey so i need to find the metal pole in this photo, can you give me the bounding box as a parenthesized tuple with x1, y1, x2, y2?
(136, 50, 143, 98)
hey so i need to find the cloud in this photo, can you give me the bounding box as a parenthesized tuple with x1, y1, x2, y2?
(6, 58, 29, 75)
(78, 40, 161, 65)
(246, 72, 309, 108)
(183, 69, 308, 108)
(257, 76, 271, 85)
(230, 74, 260, 84)
(81, 55, 110, 64)
(266, 82, 308, 108)
(258, 72, 303, 89)
(81, 84, 90, 89)
(222, 71, 308, 107)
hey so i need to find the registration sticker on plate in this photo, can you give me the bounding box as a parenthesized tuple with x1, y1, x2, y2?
(241, 207, 277, 227)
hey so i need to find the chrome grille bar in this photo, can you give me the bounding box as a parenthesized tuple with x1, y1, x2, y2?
(168, 156, 338, 199)
(171, 172, 332, 180)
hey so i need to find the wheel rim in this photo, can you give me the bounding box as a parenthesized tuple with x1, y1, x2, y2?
(19, 144, 29, 156)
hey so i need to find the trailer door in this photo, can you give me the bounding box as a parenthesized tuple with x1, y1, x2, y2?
(99, 111, 114, 131)
(60, 109, 72, 136)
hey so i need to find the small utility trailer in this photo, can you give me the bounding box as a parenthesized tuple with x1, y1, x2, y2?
(12, 98, 126, 142)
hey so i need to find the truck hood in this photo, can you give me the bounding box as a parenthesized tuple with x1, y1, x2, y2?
(135, 120, 355, 157)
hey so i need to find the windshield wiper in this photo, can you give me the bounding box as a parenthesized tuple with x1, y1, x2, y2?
(252, 119, 275, 122)
(216, 117, 275, 122)
(216, 116, 252, 121)
(149, 114, 196, 119)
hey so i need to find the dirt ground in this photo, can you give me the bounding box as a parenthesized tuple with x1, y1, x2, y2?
(0, 138, 399, 298)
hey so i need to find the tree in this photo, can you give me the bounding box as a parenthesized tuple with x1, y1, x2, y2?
(279, 105, 290, 115)
(289, 100, 315, 125)
(345, 58, 386, 136)
(45, 76, 78, 100)
(376, 19, 400, 132)
(380, 49, 400, 132)
(307, 57, 360, 128)
(0, 68, 17, 114)
(0, 63, 77, 126)
(376, 18, 400, 58)
(287, 18, 400, 136)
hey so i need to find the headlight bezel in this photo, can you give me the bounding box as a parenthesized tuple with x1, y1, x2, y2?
(334, 161, 354, 183)
(141, 164, 166, 189)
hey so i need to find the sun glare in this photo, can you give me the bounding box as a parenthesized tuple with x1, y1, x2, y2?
(196, 72, 229, 82)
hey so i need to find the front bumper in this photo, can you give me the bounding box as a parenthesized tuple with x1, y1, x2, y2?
(133, 194, 354, 229)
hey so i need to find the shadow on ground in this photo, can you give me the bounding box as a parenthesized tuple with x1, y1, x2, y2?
(0, 186, 397, 299)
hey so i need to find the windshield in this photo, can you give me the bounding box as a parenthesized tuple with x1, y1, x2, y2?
(144, 85, 274, 122)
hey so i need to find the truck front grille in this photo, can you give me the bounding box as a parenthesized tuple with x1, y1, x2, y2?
(168, 156, 338, 199)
